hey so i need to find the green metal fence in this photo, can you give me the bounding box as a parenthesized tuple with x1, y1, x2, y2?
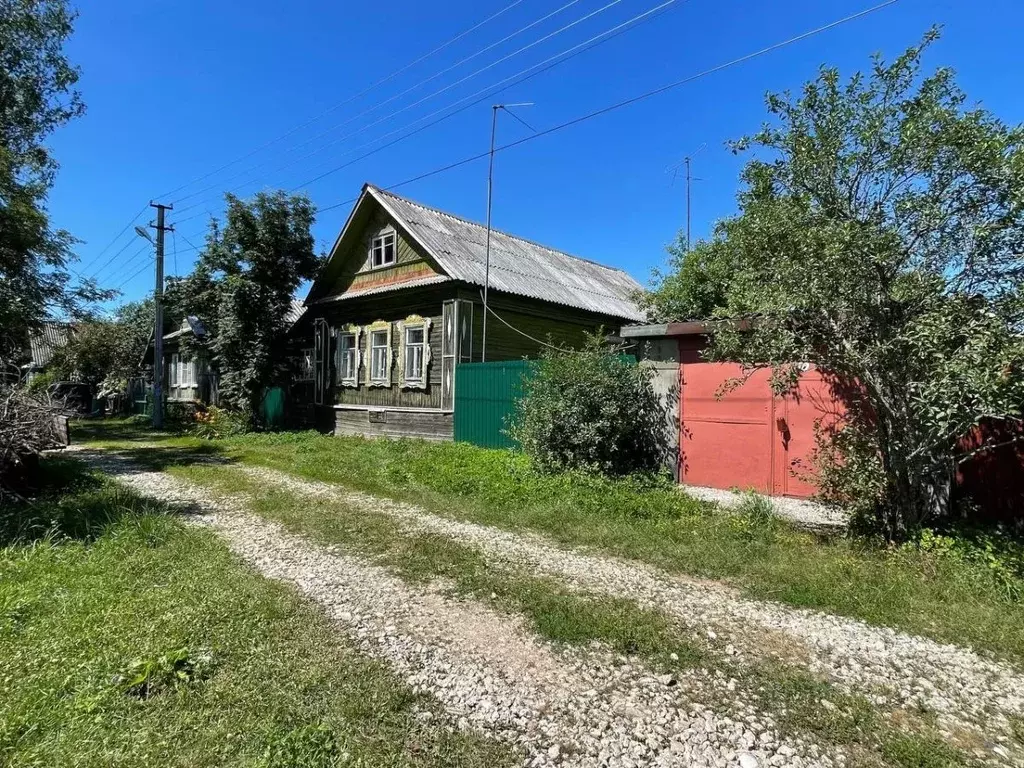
(454, 360, 535, 449)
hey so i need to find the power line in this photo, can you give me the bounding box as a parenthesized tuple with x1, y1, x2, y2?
(77, 204, 149, 274)
(114, 255, 156, 292)
(171, 0, 584, 207)
(317, 0, 900, 216)
(155, 0, 529, 200)
(89, 238, 148, 282)
(173, 0, 681, 224)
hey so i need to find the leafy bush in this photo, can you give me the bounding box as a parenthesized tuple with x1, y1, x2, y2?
(190, 405, 249, 439)
(510, 334, 669, 476)
(164, 400, 204, 433)
(901, 528, 1024, 602)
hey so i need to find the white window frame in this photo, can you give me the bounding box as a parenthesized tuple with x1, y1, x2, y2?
(336, 325, 361, 386)
(365, 322, 392, 387)
(397, 315, 432, 389)
(169, 353, 180, 387)
(369, 229, 397, 269)
(182, 358, 195, 387)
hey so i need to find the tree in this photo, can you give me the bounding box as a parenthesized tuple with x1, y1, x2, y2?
(48, 300, 156, 390)
(177, 192, 320, 426)
(644, 32, 1024, 539)
(0, 0, 108, 367)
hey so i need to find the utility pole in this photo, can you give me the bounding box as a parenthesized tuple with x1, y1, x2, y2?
(150, 202, 173, 429)
(685, 155, 692, 252)
(482, 102, 533, 362)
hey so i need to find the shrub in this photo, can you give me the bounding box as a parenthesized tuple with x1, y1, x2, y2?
(189, 405, 249, 439)
(510, 333, 669, 476)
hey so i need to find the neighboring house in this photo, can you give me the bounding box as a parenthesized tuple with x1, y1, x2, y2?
(148, 316, 217, 404)
(20, 322, 74, 382)
(300, 183, 645, 439)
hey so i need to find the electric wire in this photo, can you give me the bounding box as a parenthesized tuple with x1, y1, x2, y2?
(171, 0, 586, 207)
(76, 204, 149, 274)
(316, 0, 901, 216)
(156, 0, 529, 200)
(173, 0, 681, 225)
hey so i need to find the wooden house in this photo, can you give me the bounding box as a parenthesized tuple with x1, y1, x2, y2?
(155, 316, 217, 404)
(300, 183, 645, 439)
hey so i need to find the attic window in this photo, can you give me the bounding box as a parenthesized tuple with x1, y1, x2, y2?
(370, 231, 396, 268)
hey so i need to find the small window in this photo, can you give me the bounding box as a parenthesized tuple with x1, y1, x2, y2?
(370, 231, 396, 268)
(169, 353, 180, 386)
(338, 333, 357, 384)
(370, 330, 389, 382)
(182, 359, 195, 387)
(404, 326, 425, 384)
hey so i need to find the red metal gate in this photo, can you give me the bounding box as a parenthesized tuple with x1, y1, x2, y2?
(679, 363, 841, 498)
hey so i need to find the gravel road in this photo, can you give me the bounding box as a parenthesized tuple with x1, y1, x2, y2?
(74, 449, 847, 768)
(229, 463, 1024, 759)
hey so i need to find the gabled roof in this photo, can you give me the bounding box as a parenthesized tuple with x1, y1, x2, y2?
(309, 184, 645, 322)
(163, 315, 207, 341)
(25, 322, 73, 369)
(284, 299, 306, 327)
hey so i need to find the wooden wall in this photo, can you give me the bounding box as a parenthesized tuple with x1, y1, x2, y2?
(456, 289, 623, 362)
(316, 288, 447, 410)
(328, 209, 440, 297)
(332, 407, 453, 440)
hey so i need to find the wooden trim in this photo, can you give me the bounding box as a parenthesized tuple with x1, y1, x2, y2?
(332, 404, 450, 414)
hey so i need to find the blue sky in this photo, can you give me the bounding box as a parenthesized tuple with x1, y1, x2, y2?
(50, 0, 1023, 306)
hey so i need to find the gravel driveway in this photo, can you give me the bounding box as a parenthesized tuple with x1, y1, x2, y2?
(75, 449, 839, 768)
(231, 464, 1024, 759)
(72, 448, 1024, 766)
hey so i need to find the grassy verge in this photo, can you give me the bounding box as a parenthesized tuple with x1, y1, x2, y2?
(0, 455, 513, 768)
(169, 459, 975, 768)
(75, 421, 1024, 665)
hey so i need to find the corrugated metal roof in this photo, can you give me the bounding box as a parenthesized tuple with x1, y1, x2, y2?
(27, 323, 73, 368)
(314, 274, 451, 304)
(163, 315, 206, 341)
(369, 186, 645, 322)
(284, 299, 306, 326)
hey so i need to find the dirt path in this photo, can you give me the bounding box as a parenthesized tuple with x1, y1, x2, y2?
(230, 463, 1024, 754)
(75, 449, 842, 768)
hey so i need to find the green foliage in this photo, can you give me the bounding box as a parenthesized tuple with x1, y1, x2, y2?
(1, 455, 510, 767)
(0, 0, 110, 366)
(902, 527, 1024, 602)
(116, 647, 215, 699)
(189, 405, 249, 440)
(643, 31, 1024, 539)
(256, 724, 339, 768)
(639, 237, 740, 322)
(171, 192, 321, 429)
(510, 333, 669, 475)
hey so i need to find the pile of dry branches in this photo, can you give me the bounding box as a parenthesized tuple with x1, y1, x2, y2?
(0, 386, 69, 501)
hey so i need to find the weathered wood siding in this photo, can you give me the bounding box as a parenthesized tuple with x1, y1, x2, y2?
(328, 209, 440, 297)
(309, 288, 447, 410)
(455, 291, 619, 362)
(331, 407, 453, 440)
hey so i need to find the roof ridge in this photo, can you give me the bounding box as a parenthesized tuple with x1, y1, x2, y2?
(369, 184, 633, 277)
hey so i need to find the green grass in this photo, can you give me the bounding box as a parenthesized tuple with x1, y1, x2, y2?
(75, 421, 1024, 665)
(167, 460, 978, 768)
(0, 456, 514, 768)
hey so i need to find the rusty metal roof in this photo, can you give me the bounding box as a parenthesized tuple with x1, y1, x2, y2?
(368, 186, 644, 322)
